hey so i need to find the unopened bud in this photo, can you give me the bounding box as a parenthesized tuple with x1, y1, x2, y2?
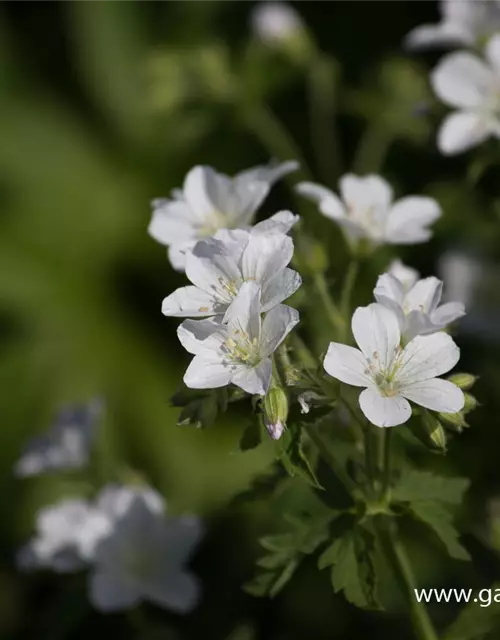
(446, 373, 477, 391)
(422, 412, 447, 452)
(439, 411, 468, 431)
(463, 393, 478, 414)
(263, 386, 288, 440)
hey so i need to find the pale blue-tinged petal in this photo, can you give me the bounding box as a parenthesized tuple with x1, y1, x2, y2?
(261, 268, 302, 312)
(400, 378, 464, 413)
(186, 238, 242, 299)
(397, 332, 460, 384)
(260, 304, 299, 357)
(89, 570, 141, 612)
(231, 359, 272, 395)
(323, 343, 371, 387)
(351, 304, 401, 371)
(359, 388, 412, 427)
(143, 571, 200, 613)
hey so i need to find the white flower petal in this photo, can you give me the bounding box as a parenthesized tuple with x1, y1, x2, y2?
(223, 281, 262, 338)
(89, 570, 141, 612)
(296, 182, 346, 221)
(401, 378, 464, 413)
(485, 33, 500, 72)
(251, 209, 300, 235)
(231, 359, 272, 395)
(323, 343, 371, 387)
(388, 260, 420, 291)
(351, 304, 401, 371)
(358, 388, 412, 427)
(261, 268, 302, 312)
(340, 174, 393, 212)
(237, 160, 298, 185)
(177, 319, 223, 355)
(168, 243, 195, 272)
(143, 571, 200, 613)
(397, 332, 460, 384)
(374, 273, 405, 306)
(162, 286, 218, 318)
(240, 234, 294, 286)
(260, 304, 299, 356)
(186, 238, 242, 297)
(183, 355, 231, 389)
(148, 201, 196, 246)
(404, 23, 472, 50)
(405, 277, 443, 315)
(431, 52, 493, 108)
(386, 197, 441, 244)
(182, 166, 219, 219)
(437, 111, 491, 155)
(431, 302, 466, 327)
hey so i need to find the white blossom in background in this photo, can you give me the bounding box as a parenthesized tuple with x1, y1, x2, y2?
(431, 35, 500, 155)
(162, 226, 301, 319)
(296, 175, 441, 247)
(18, 498, 111, 573)
(374, 271, 465, 342)
(149, 162, 298, 271)
(96, 484, 165, 520)
(438, 251, 482, 307)
(251, 1, 304, 45)
(405, 0, 500, 50)
(14, 399, 102, 478)
(388, 259, 419, 292)
(178, 282, 299, 395)
(323, 304, 464, 428)
(89, 494, 202, 613)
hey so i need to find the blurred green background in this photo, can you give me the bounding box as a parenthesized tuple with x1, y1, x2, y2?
(2, 1, 500, 638)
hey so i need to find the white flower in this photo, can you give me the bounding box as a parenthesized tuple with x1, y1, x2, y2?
(251, 1, 304, 45)
(296, 174, 441, 246)
(96, 484, 165, 519)
(18, 498, 111, 573)
(438, 250, 482, 306)
(14, 399, 102, 477)
(388, 259, 419, 292)
(178, 281, 299, 395)
(374, 271, 466, 342)
(431, 35, 500, 155)
(405, 0, 500, 50)
(162, 227, 301, 319)
(323, 304, 464, 428)
(89, 495, 202, 613)
(149, 162, 298, 271)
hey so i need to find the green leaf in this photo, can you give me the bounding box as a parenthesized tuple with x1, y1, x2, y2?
(444, 585, 500, 640)
(318, 526, 380, 609)
(246, 512, 332, 598)
(275, 426, 323, 489)
(172, 386, 228, 429)
(392, 470, 470, 505)
(407, 501, 470, 561)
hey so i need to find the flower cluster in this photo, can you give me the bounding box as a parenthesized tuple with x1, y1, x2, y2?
(406, 0, 500, 155)
(19, 484, 202, 614)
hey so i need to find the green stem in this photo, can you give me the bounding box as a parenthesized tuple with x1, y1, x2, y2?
(353, 123, 392, 175)
(304, 422, 361, 501)
(380, 428, 393, 505)
(379, 521, 439, 640)
(363, 423, 377, 499)
(312, 272, 345, 336)
(308, 53, 341, 186)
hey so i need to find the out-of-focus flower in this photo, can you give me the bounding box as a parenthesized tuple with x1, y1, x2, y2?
(438, 250, 482, 306)
(431, 35, 500, 155)
(323, 303, 464, 428)
(14, 399, 102, 478)
(18, 498, 111, 573)
(178, 282, 299, 395)
(162, 227, 301, 318)
(374, 273, 465, 341)
(297, 175, 441, 248)
(96, 484, 165, 520)
(149, 162, 298, 271)
(404, 0, 500, 50)
(388, 259, 419, 292)
(89, 495, 202, 613)
(251, 1, 304, 45)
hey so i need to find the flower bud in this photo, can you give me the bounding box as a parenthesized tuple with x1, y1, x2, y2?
(446, 373, 478, 391)
(439, 411, 468, 431)
(263, 386, 288, 440)
(463, 393, 478, 413)
(421, 412, 447, 452)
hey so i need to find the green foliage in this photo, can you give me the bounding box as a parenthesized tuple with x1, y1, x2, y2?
(318, 523, 380, 610)
(443, 585, 500, 640)
(245, 511, 332, 598)
(392, 470, 470, 505)
(274, 425, 323, 489)
(171, 387, 228, 428)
